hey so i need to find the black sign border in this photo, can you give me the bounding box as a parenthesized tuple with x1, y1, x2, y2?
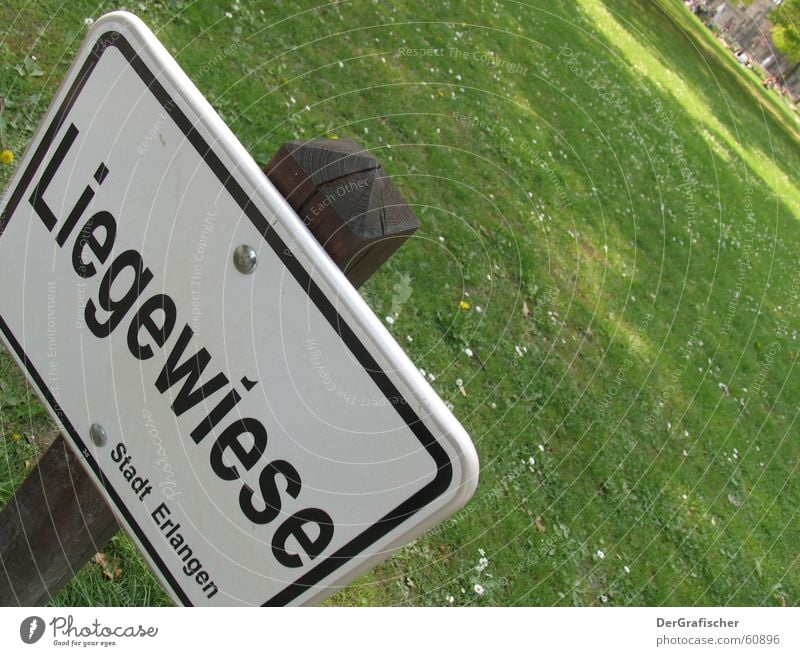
(0, 30, 453, 607)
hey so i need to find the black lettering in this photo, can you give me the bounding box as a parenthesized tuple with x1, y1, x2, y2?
(72, 211, 117, 278)
(151, 502, 170, 525)
(190, 388, 242, 444)
(210, 418, 267, 481)
(183, 558, 201, 576)
(271, 508, 334, 568)
(127, 294, 177, 360)
(56, 183, 95, 246)
(84, 249, 153, 337)
(29, 123, 79, 231)
(110, 441, 126, 463)
(239, 460, 301, 524)
(154, 324, 228, 416)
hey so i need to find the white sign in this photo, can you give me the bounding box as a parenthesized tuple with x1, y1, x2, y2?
(0, 12, 478, 606)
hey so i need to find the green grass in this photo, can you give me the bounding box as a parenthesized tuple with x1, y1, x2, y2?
(1, 0, 799, 606)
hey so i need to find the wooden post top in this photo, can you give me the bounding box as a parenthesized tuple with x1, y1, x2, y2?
(265, 138, 421, 288)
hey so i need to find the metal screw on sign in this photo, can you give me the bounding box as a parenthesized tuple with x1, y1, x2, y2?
(233, 244, 258, 274)
(89, 424, 108, 447)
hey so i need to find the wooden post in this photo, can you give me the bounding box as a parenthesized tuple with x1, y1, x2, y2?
(0, 435, 118, 605)
(265, 138, 421, 288)
(0, 138, 420, 606)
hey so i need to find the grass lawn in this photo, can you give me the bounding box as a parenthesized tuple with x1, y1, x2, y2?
(1, 0, 799, 606)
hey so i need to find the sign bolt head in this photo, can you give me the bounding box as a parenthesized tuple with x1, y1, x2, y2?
(233, 245, 257, 274)
(89, 423, 108, 447)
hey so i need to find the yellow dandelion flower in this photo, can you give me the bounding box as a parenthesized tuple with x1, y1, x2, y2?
(11, 432, 22, 442)
(459, 300, 471, 310)
(0, 150, 14, 165)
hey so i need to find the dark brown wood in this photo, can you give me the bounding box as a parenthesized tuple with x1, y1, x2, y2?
(0, 434, 118, 605)
(0, 139, 422, 606)
(265, 138, 421, 288)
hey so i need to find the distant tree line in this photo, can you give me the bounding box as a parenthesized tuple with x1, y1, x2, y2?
(740, 0, 800, 61)
(770, 0, 800, 61)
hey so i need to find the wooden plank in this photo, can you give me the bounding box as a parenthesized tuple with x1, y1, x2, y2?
(0, 435, 118, 605)
(0, 138, 422, 606)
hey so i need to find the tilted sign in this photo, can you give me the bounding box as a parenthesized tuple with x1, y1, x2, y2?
(0, 12, 478, 605)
